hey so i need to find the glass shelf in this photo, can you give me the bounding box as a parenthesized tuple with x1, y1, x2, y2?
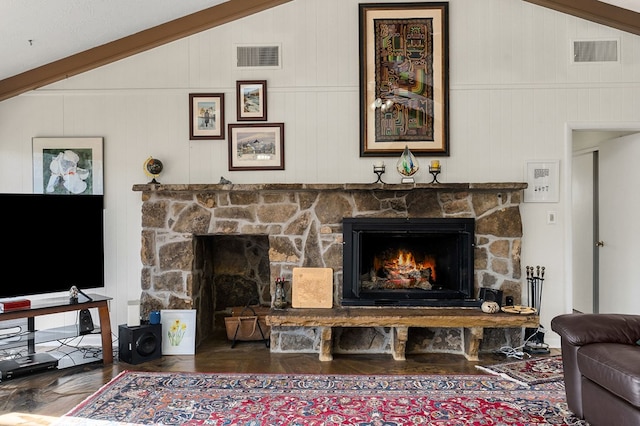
(0, 294, 113, 370)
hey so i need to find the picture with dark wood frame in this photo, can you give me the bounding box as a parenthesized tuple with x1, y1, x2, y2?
(189, 93, 225, 139)
(228, 123, 284, 171)
(359, 2, 449, 156)
(236, 80, 267, 121)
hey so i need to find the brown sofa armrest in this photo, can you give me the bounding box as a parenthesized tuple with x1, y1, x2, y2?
(551, 313, 640, 418)
(551, 313, 640, 346)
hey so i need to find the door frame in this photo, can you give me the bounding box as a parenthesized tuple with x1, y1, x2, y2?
(564, 122, 640, 314)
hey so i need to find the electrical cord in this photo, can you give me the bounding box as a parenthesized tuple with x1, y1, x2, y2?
(496, 326, 548, 359)
(0, 347, 30, 361)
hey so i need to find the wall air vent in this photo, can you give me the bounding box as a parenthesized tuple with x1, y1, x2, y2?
(235, 44, 281, 69)
(572, 39, 619, 63)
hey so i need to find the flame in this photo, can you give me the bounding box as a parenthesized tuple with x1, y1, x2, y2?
(398, 251, 415, 267)
(373, 249, 437, 281)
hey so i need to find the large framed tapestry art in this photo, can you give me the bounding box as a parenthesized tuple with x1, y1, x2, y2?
(359, 2, 449, 156)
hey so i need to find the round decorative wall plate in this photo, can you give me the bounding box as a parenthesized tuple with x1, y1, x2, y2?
(501, 305, 537, 315)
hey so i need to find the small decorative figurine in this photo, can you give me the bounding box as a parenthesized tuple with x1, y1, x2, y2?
(69, 286, 79, 302)
(396, 146, 419, 183)
(481, 301, 500, 314)
(273, 276, 287, 309)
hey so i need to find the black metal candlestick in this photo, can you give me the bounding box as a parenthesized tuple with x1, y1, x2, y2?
(373, 165, 386, 183)
(428, 166, 441, 183)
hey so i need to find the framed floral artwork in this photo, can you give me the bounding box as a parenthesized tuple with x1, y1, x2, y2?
(236, 80, 267, 121)
(32, 137, 104, 195)
(160, 309, 196, 355)
(189, 93, 225, 139)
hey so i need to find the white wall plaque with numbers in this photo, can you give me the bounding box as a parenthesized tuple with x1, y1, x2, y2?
(524, 160, 560, 203)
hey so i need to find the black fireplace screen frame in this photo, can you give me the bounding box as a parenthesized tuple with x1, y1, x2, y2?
(342, 217, 478, 307)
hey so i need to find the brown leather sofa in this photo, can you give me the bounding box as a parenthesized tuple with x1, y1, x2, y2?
(551, 313, 640, 426)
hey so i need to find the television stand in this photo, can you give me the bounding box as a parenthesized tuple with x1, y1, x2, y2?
(0, 294, 113, 366)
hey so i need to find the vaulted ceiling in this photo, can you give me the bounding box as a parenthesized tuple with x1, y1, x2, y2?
(0, 0, 638, 102)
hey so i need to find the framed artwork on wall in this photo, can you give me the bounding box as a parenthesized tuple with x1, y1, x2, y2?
(524, 160, 560, 202)
(359, 2, 449, 157)
(189, 93, 225, 139)
(160, 309, 196, 355)
(228, 123, 284, 171)
(32, 137, 104, 195)
(236, 80, 267, 121)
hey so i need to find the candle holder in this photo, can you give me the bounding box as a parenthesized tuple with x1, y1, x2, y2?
(373, 165, 386, 183)
(428, 166, 441, 183)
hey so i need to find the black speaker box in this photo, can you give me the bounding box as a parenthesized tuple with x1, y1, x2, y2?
(118, 323, 162, 365)
(78, 309, 94, 335)
(478, 287, 504, 307)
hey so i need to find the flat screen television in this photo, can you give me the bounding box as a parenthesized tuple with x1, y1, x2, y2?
(0, 193, 104, 298)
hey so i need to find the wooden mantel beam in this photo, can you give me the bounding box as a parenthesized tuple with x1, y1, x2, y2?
(0, 0, 293, 102)
(523, 0, 640, 36)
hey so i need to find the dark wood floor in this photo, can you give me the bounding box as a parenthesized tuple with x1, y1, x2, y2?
(0, 332, 558, 418)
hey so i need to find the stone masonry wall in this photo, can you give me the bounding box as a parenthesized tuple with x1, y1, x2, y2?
(134, 183, 527, 355)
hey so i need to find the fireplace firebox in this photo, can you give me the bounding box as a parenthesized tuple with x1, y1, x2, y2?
(342, 218, 478, 307)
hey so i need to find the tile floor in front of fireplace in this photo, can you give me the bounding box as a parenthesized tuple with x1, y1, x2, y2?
(0, 330, 560, 418)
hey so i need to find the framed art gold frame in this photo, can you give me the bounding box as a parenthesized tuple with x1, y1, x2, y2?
(189, 93, 225, 140)
(228, 123, 284, 171)
(236, 80, 267, 121)
(359, 2, 449, 156)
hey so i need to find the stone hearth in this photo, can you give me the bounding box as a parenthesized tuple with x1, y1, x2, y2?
(133, 182, 527, 356)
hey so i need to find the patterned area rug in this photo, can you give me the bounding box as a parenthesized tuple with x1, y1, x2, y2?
(476, 354, 564, 386)
(65, 371, 586, 425)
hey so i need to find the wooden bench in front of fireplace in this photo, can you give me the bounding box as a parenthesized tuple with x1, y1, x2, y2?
(266, 307, 540, 362)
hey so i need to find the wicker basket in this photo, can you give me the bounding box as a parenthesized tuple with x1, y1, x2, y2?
(225, 306, 270, 342)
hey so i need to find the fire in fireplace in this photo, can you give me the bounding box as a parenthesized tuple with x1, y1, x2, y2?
(342, 218, 478, 307)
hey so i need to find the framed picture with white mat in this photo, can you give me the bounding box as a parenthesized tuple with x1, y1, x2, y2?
(160, 309, 196, 355)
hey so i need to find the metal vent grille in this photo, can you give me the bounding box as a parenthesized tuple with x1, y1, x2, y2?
(573, 39, 619, 63)
(236, 44, 281, 68)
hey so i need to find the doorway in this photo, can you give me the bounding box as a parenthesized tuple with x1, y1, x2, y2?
(570, 129, 640, 314)
(571, 149, 597, 313)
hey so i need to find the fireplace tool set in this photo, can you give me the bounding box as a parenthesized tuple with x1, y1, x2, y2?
(524, 265, 550, 354)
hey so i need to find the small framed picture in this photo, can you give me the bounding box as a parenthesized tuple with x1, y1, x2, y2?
(33, 137, 104, 195)
(524, 160, 560, 202)
(189, 93, 225, 139)
(236, 80, 267, 121)
(228, 123, 284, 171)
(160, 309, 196, 355)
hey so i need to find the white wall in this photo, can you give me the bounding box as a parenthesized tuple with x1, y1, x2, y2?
(1, 0, 640, 348)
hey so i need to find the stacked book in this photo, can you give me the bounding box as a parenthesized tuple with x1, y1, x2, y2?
(0, 299, 31, 312)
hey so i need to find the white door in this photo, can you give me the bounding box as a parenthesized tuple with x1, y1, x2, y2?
(571, 151, 595, 313)
(598, 134, 640, 314)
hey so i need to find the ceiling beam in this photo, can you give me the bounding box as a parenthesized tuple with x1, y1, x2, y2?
(523, 0, 640, 36)
(0, 0, 293, 102)
(1, 0, 636, 103)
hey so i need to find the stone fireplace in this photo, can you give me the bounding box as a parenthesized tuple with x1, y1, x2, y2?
(134, 182, 526, 356)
